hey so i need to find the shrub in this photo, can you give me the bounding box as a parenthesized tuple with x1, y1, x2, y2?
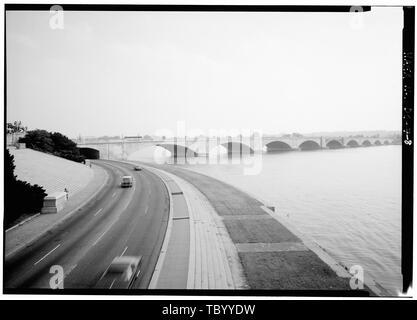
(4, 149, 47, 227)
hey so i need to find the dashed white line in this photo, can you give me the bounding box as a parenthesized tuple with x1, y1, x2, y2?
(112, 192, 116, 197)
(120, 246, 128, 256)
(34, 244, 61, 265)
(94, 208, 103, 216)
(92, 225, 113, 246)
(109, 279, 116, 289)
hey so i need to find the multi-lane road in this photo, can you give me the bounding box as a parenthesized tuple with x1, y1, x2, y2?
(4, 160, 169, 289)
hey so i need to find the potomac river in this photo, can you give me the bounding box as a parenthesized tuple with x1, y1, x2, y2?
(130, 145, 402, 294)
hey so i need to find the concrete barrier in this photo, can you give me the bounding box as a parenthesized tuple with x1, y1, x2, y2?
(41, 192, 67, 214)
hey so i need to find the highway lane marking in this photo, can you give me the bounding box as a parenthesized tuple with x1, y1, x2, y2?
(112, 192, 117, 197)
(109, 279, 116, 289)
(120, 246, 128, 256)
(94, 208, 103, 216)
(92, 224, 113, 247)
(34, 244, 61, 266)
(145, 205, 149, 215)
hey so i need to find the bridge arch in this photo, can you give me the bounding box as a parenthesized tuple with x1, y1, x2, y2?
(346, 140, 359, 148)
(299, 140, 320, 151)
(326, 140, 344, 149)
(362, 140, 371, 147)
(220, 142, 254, 155)
(156, 144, 198, 157)
(266, 141, 292, 152)
(374, 140, 381, 146)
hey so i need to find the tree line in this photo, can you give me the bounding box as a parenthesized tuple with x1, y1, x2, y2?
(19, 129, 85, 163)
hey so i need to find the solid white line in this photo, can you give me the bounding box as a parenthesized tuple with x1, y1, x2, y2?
(34, 244, 61, 265)
(120, 246, 128, 256)
(94, 208, 103, 216)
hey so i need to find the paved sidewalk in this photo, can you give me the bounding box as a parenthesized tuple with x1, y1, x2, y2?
(173, 173, 248, 289)
(153, 170, 248, 289)
(143, 164, 380, 295)
(144, 167, 190, 289)
(123, 161, 248, 290)
(5, 164, 108, 259)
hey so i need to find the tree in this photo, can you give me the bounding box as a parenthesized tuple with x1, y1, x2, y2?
(7, 121, 27, 133)
(19, 129, 85, 163)
(4, 149, 47, 227)
(20, 130, 55, 153)
(51, 132, 78, 151)
(5, 149, 16, 186)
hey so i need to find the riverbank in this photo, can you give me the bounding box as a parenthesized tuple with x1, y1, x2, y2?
(133, 161, 385, 295)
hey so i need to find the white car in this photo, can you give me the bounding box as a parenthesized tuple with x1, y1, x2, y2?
(96, 256, 142, 289)
(121, 175, 133, 188)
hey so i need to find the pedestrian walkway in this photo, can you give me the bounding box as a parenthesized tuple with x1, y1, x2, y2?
(5, 163, 108, 259)
(144, 163, 383, 295)
(175, 174, 248, 289)
(125, 161, 246, 290)
(145, 167, 190, 289)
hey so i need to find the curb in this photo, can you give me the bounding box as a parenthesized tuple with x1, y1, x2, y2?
(5, 163, 109, 260)
(119, 160, 193, 290)
(142, 165, 175, 289)
(5, 213, 41, 233)
(153, 169, 196, 289)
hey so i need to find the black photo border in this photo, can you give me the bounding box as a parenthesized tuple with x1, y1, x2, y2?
(3, 4, 413, 298)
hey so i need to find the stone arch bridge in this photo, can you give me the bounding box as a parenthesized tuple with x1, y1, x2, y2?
(77, 136, 394, 160)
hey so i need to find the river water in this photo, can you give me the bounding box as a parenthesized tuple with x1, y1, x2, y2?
(129, 145, 402, 294)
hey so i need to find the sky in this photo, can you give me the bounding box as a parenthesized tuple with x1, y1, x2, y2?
(6, 7, 403, 138)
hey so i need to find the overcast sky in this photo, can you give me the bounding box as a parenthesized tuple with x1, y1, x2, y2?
(6, 7, 403, 138)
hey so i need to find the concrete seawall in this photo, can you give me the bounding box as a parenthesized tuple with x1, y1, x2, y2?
(141, 162, 384, 295)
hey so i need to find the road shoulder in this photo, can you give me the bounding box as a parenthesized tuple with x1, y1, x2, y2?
(5, 163, 109, 259)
